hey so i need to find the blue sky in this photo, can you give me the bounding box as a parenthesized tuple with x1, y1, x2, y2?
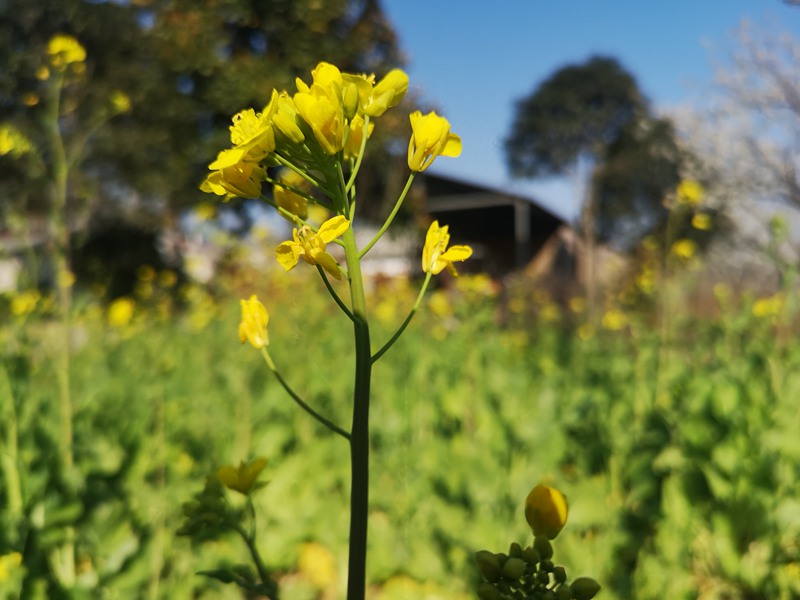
(380, 0, 800, 222)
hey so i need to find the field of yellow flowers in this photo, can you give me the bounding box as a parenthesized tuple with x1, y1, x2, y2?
(2, 259, 799, 599)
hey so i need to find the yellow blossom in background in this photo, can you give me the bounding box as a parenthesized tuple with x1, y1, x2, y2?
(239, 295, 269, 349)
(10, 289, 41, 316)
(36, 65, 50, 80)
(273, 171, 309, 221)
(22, 93, 39, 106)
(539, 302, 561, 323)
(109, 90, 131, 113)
(636, 265, 656, 294)
(58, 269, 75, 289)
(193, 202, 216, 222)
(107, 297, 135, 327)
(577, 322, 595, 340)
(422, 220, 472, 276)
(428, 289, 453, 317)
(525, 483, 568, 540)
(676, 179, 704, 206)
(569, 296, 587, 314)
(0, 123, 34, 158)
(276, 216, 349, 279)
(159, 269, 178, 288)
(671, 238, 697, 261)
(601, 308, 627, 331)
(407, 111, 462, 172)
(216, 457, 268, 495)
(46, 34, 86, 70)
(691, 213, 712, 231)
(0, 552, 22, 582)
(752, 293, 784, 319)
(297, 542, 337, 591)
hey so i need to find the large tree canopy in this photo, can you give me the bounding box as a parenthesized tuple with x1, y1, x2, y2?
(0, 0, 405, 229)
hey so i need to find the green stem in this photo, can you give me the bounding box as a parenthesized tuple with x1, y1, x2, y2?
(372, 271, 432, 363)
(340, 224, 372, 600)
(235, 521, 278, 599)
(359, 173, 414, 258)
(259, 348, 350, 440)
(317, 265, 354, 321)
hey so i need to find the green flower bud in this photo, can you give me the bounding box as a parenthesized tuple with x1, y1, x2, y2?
(555, 584, 573, 600)
(537, 570, 551, 585)
(502, 557, 527, 580)
(496, 580, 511, 595)
(534, 536, 553, 560)
(522, 546, 541, 565)
(509, 541, 522, 558)
(477, 582, 501, 600)
(475, 550, 502, 582)
(571, 577, 601, 600)
(541, 559, 555, 573)
(554, 566, 567, 583)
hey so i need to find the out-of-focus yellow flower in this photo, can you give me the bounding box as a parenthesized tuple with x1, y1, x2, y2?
(276, 216, 349, 279)
(577, 322, 595, 340)
(539, 303, 560, 322)
(298, 542, 337, 590)
(601, 308, 627, 331)
(0, 124, 34, 158)
(273, 171, 309, 221)
(428, 289, 453, 317)
(0, 552, 22, 582)
(10, 289, 40, 316)
(36, 65, 50, 80)
(216, 457, 267, 495)
(47, 34, 86, 70)
(407, 111, 461, 172)
(201, 158, 265, 200)
(691, 213, 712, 231)
(525, 483, 568, 540)
(159, 270, 178, 288)
(107, 296, 135, 327)
(294, 82, 345, 155)
(22, 93, 39, 107)
(676, 180, 703, 206)
(344, 113, 374, 160)
(137, 264, 156, 282)
(422, 220, 472, 276)
(238, 295, 269, 349)
(569, 296, 587, 314)
(752, 293, 784, 319)
(671, 238, 697, 261)
(194, 202, 216, 222)
(58, 269, 75, 289)
(109, 90, 131, 113)
(636, 265, 656, 294)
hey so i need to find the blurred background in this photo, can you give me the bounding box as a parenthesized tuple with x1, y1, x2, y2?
(2, 1, 800, 598)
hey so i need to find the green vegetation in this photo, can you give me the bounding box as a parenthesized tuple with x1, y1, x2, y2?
(2, 264, 799, 598)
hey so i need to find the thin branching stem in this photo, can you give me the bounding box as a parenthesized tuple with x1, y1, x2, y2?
(372, 271, 433, 363)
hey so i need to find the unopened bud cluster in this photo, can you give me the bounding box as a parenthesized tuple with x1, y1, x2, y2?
(475, 538, 600, 600)
(177, 476, 236, 539)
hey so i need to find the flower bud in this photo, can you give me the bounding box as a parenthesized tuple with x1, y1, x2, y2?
(509, 542, 522, 558)
(554, 565, 567, 583)
(537, 570, 551, 585)
(541, 558, 555, 572)
(571, 577, 601, 600)
(477, 582, 501, 600)
(522, 546, 541, 565)
(533, 536, 553, 560)
(525, 483, 568, 539)
(556, 584, 573, 600)
(502, 557, 526, 580)
(475, 550, 502, 582)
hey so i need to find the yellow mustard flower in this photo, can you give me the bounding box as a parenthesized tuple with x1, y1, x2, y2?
(109, 90, 131, 113)
(422, 220, 472, 276)
(273, 171, 309, 221)
(201, 158, 265, 200)
(407, 111, 462, 172)
(107, 296, 135, 327)
(10, 289, 40, 317)
(0, 124, 34, 158)
(691, 213, 712, 231)
(297, 542, 337, 591)
(344, 113, 374, 160)
(602, 308, 627, 330)
(272, 92, 306, 144)
(360, 69, 409, 117)
(216, 457, 268, 495)
(239, 295, 269, 349)
(0, 552, 22, 582)
(46, 34, 86, 70)
(525, 483, 568, 540)
(227, 96, 277, 161)
(676, 180, 703, 206)
(276, 216, 350, 279)
(294, 83, 345, 155)
(752, 293, 784, 319)
(671, 238, 697, 261)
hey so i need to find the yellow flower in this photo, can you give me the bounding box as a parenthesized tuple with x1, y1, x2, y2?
(671, 238, 697, 261)
(525, 483, 568, 540)
(238, 295, 269, 349)
(601, 308, 627, 331)
(344, 113, 374, 160)
(109, 90, 131, 113)
(107, 296, 135, 327)
(216, 457, 268, 495)
(0, 552, 22, 582)
(46, 34, 86, 70)
(407, 111, 462, 172)
(10, 289, 40, 316)
(0, 124, 34, 158)
(298, 542, 337, 590)
(691, 213, 712, 231)
(361, 69, 409, 117)
(752, 293, 784, 319)
(272, 92, 306, 144)
(422, 220, 472, 276)
(273, 171, 309, 221)
(275, 216, 350, 279)
(676, 180, 703, 206)
(294, 83, 345, 155)
(228, 96, 277, 161)
(201, 158, 265, 200)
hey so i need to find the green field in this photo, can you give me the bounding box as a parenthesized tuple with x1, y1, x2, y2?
(2, 265, 800, 599)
